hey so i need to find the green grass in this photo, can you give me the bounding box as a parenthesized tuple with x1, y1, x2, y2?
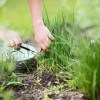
(0, 0, 32, 39)
(0, 0, 100, 40)
(38, 14, 100, 99)
(0, 46, 22, 100)
(37, 14, 79, 82)
(0, 0, 76, 39)
(0, 0, 100, 99)
(74, 39, 100, 100)
(0, 53, 14, 99)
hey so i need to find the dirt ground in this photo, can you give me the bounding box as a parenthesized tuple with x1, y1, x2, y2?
(8, 72, 87, 100)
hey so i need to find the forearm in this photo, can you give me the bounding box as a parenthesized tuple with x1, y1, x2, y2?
(0, 33, 4, 41)
(29, 0, 44, 29)
(0, 30, 9, 41)
(29, 0, 54, 51)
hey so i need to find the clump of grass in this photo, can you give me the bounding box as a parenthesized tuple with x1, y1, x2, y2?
(0, 49, 22, 99)
(74, 39, 100, 100)
(39, 14, 100, 99)
(37, 15, 79, 83)
(40, 16, 68, 71)
(0, 53, 15, 81)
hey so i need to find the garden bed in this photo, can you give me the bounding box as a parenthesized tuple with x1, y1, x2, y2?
(8, 72, 86, 100)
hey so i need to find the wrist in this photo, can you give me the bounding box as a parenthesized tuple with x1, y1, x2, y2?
(33, 20, 44, 30)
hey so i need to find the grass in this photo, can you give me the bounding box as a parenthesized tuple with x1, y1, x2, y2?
(42, 15, 72, 70)
(38, 13, 100, 99)
(74, 39, 100, 99)
(37, 14, 79, 84)
(0, 46, 22, 99)
(0, 0, 100, 99)
(0, 0, 100, 39)
(0, 0, 32, 39)
(0, 53, 13, 99)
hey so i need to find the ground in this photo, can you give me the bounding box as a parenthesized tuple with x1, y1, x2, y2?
(9, 72, 86, 100)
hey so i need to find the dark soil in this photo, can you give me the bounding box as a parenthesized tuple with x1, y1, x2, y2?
(6, 71, 88, 100)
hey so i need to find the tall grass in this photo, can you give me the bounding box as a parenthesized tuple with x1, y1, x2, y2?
(44, 15, 71, 71)
(42, 0, 79, 74)
(37, 14, 79, 83)
(39, 14, 100, 99)
(0, 52, 15, 81)
(74, 39, 100, 100)
(0, 48, 18, 99)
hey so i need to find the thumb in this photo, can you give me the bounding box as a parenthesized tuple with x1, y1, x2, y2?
(38, 45, 42, 52)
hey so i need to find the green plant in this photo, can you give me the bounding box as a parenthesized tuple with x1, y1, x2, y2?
(39, 13, 100, 99)
(39, 15, 73, 72)
(0, 89, 12, 100)
(0, 51, 22, 100)
(74, 39, 100, 100)
(0, 52, 15, 83)
(36, 15, 81, 87)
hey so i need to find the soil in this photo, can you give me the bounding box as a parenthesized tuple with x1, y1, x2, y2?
(8, 72, 88, 100)
(7, 38, 88, 100)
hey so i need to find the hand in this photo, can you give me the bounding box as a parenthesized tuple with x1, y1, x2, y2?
(34, 25, 54, 51)
(1, 29, 22, 50)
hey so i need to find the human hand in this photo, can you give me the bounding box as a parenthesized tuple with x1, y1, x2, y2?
(34, 25, 54, 51)
(0, 29, 22, 50)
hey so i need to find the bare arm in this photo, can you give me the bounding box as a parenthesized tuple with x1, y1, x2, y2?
(29, 0, 54, 51)
(29, 0, 43, 28)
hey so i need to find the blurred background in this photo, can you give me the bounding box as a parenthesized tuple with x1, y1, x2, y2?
(0, 0, 100, 39)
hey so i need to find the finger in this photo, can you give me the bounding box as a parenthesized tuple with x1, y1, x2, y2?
(45, 48, 50, 52)
(40, 43, 46, 51)
(14, 38, 22, 45)
(13, 38, 22, 50)
(38, 45, 42, 52)
(8, 40, 15, 47)
(48, 33, 55, 41)
(44, 37, 49, 49)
